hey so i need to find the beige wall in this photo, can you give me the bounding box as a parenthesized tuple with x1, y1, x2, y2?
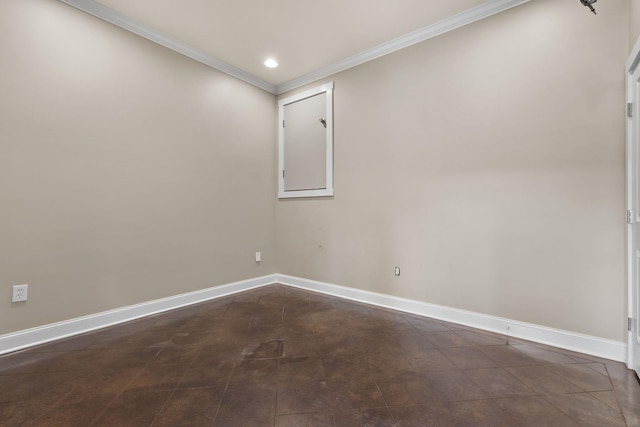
(632, 0, 640, 50)
(277, 0, 629, 341)
(1, 0, 631, 343)
(0, 0, 276, 334)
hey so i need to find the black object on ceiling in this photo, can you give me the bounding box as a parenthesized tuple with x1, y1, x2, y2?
(580, 0, 597, 15)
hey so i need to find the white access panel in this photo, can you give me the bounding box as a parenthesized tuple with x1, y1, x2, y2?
(278, 82, 334, 199)
(283, 93, 327, 192)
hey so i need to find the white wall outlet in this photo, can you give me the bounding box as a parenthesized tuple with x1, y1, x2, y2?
(12, 284, 28, 302)
(394, 266, 400, 276)
(255, 252, 261, 262)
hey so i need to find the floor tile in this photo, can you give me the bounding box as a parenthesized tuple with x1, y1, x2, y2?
(505, 365, 583, 394)
(494, 396, 579, 427)
(390, 404, 457, 426)
(476, 344, 536, 367)
(545, 392, 626, 426)
(584, 362, 609, 377)
(30, 396, 114, 427)
(405, 317, 451, 333)
(229, 359, 278, 385)
(439, 346, 497, 369)
(327, 379, 387, 411)
(276, 379, 330, 414)
(276, 412, 334, 426)
(423, 370, 487, 401)
(332, 406, 396, 427)
(423, 331, 471, 348)
(324, 357, 372, 384)
(216, 382, 276, 419)
(367, 353, 416, 380)
(151, 387, 223, 426)
(177, 357, 234, 389)
(408, 349, 458, 372)
(589, 390, 621, 412)
(454, 330, 509, 346)
(546, 362, 613, 392)
(91, 389, 173, 427)
(450, 399, 518, 426)
(165, 330, 214, 347)
(511, 343, 580, 365)
(0, 349, 98, 375)
(278, 356, 325, 382)
(464, 367, 536, 397)
(213, 415, 275, 426)
(87, 348, 160, 375)
(619, 401, 640, 426)
(28, 372, 130, 426)
(1, 284, 638, 426)
(375, 372, 446, 406)
(0, 371, 77, 404)
(123, 362, 188, 392)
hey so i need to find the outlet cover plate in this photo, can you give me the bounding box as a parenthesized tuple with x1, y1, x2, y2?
(12, 284, 28, 302)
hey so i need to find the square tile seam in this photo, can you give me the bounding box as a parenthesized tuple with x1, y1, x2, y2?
(0, 273, 629, 365)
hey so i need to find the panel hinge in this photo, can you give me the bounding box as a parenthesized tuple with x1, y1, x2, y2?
(628, 102, 633, 118)
(282, 120, 285, 128)
(282, 170, 285, 178)
(628, 210, 634, 224)
(629, 318, 636, 332)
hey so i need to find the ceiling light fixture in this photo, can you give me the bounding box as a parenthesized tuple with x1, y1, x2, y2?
(264, 58, 278, 68)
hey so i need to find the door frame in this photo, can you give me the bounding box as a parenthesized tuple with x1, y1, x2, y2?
(626, 36, 640, 371)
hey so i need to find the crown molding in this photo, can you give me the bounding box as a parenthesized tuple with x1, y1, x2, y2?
(275, 0, 531, 94)
(58, 0, 277, 94)
(58, 0, 530, 96)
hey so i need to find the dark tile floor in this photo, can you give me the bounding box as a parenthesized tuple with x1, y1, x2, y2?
(1, 284, 639, 426)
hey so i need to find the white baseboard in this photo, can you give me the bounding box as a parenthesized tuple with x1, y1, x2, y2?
(276, 274, 628, 363)
(0, 275, 278, 356)
(1, 273, 627, 364)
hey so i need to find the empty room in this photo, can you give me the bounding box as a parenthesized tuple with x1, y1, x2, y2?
(2, 0, 640, 425)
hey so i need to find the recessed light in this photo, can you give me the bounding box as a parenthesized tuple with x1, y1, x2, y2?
(264, 58, 278, 68)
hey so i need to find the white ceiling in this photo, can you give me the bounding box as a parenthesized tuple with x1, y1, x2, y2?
(61, 0, 531, 93)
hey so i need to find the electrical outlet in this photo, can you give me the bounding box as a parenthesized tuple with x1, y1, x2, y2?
(255, 252, 261, 262)
(12, 284, 28, 302)
(394, 266, 400, 276)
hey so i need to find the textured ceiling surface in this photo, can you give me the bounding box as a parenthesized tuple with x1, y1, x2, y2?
(94, 0, 490, 86)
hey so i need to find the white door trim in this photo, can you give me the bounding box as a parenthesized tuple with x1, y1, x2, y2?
(626, 36, 640, 370)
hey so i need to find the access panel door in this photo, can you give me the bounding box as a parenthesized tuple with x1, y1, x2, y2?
(278, 82, 333, 198)
(284, 93, 327, 191)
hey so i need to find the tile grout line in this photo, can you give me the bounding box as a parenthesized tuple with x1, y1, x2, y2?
(29, 379, 81, 424)
(88, 362, 150, 426)
(147, 343, 203, 426)
(602, 363, 632, 424)
(271, 301, 288, 425)
(210, 294, 241, 424)
(274, 344, 281, 427)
